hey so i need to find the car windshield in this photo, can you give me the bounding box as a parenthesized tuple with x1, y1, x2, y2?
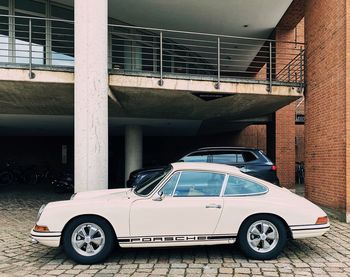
(134, 166, 172, 196)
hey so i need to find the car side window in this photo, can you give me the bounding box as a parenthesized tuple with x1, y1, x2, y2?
(159, 172, 180, 196)
(224, 175, 268, 196)
(212, 153, 237, 164)
(173, 171, 225, 197)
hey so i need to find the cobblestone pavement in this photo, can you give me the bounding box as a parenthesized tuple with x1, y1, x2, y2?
(0, 186, 350, 277)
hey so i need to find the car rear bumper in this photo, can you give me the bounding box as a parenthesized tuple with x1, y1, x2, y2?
(290, 223, 330, 239)
(30, 229, 61, 247)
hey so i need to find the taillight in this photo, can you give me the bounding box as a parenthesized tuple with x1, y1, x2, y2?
(271, 165, 277, 171)
(316, 216, 328, 225)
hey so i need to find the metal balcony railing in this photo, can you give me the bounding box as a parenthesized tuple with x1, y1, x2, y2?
(0, 15, 305, 91)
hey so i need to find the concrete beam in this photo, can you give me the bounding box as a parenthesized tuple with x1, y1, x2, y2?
(109, 75, 302, 96)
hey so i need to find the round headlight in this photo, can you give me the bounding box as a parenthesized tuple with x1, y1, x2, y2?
(36, 204, 46, 222)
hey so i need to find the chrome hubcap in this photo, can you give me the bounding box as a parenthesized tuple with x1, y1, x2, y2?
(71, 223, 105, 257)
(247, 220, 279, 253)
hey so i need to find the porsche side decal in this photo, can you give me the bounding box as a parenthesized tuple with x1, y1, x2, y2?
(118, 234, 237, 244)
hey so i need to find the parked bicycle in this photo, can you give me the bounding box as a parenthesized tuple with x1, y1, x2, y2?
(52, 170, 73, 193)
(0, 161, 25, 186)
(0, 161, 54, 187)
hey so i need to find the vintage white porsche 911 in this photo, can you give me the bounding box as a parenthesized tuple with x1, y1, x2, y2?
(31, 162, 329, 264)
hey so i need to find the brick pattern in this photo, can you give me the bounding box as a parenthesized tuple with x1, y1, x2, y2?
(347, 0, 350, 222)
(275, 103, 296, 189)
(277, 0, 305, 29)
(304, 0, 348, 215)
(273, 22, 301, 189)
(1, 189, 350, 277)
(255, 64, 267, 81)
(231, 125, 267, 153)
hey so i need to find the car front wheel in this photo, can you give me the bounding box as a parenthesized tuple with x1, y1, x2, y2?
(238, 215, 287, 260)
(62, 216, 115, 264)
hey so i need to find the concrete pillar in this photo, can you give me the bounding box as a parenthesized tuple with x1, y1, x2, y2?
(74, 0, 108, 192)
(125, 125, 143, 185)
(305, 0, 350, 222)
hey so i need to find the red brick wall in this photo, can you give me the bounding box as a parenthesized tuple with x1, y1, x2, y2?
(275, 103, 296, 188)
(305, 0, 348, 214)
(274, 21, 300, 189)
(232, 125, 267, 153)
(347, 0, 350, 222)
(277, 0, 305, 29)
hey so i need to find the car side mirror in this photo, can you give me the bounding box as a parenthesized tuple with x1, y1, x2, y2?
(153, 191, 164, 201)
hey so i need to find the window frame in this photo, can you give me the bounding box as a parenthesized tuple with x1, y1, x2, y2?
(157, 169, 229, 198)
(133, 166, 173, 197)
(222, 174, 269, 197)
(159, 171, 181, 197)
(180, 151, 210, 163)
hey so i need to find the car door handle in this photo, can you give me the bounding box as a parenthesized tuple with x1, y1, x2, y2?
(205, 204, 222, 209)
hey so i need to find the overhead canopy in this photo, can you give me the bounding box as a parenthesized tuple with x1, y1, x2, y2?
(54, 0, 293, 37)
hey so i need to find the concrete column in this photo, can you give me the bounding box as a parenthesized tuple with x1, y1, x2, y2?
(125, 125, 143, 185)
(74, 0, 108, 192)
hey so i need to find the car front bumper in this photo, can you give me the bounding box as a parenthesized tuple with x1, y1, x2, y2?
(30, 229, 61, 247)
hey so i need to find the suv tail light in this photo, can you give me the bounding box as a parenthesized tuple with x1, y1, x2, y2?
(271, 165, 277, 171)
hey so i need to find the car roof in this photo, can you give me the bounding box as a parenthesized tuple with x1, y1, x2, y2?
(170, 162, 242, 174)
(197, 146, 258, 151)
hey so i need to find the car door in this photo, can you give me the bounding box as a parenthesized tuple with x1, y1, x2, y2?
(129, 170, 225, 237)
(215, 174, 269, 235)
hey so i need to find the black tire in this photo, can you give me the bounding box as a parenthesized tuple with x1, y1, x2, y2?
(238, 214, 287, 260)
(62, 216, 115, 264)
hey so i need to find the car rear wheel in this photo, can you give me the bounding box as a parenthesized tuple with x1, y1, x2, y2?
(63, 216, 115, 264)
(238, 215, 287, 260)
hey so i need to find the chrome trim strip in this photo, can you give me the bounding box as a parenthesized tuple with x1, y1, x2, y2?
(31, 234, 61, 238)
(291, 226, 330, 232)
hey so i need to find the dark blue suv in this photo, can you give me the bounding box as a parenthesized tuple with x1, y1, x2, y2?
(180, 147, 279, 185)
(127, 147, 279, 188)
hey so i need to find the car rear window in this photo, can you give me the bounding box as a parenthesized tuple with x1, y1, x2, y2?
(243, 152, 258, 162)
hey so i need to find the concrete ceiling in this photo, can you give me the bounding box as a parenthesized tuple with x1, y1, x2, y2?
(0, 114, 202, 136)
(54, 0, 292, 38)
(0, 76, 298, 136)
